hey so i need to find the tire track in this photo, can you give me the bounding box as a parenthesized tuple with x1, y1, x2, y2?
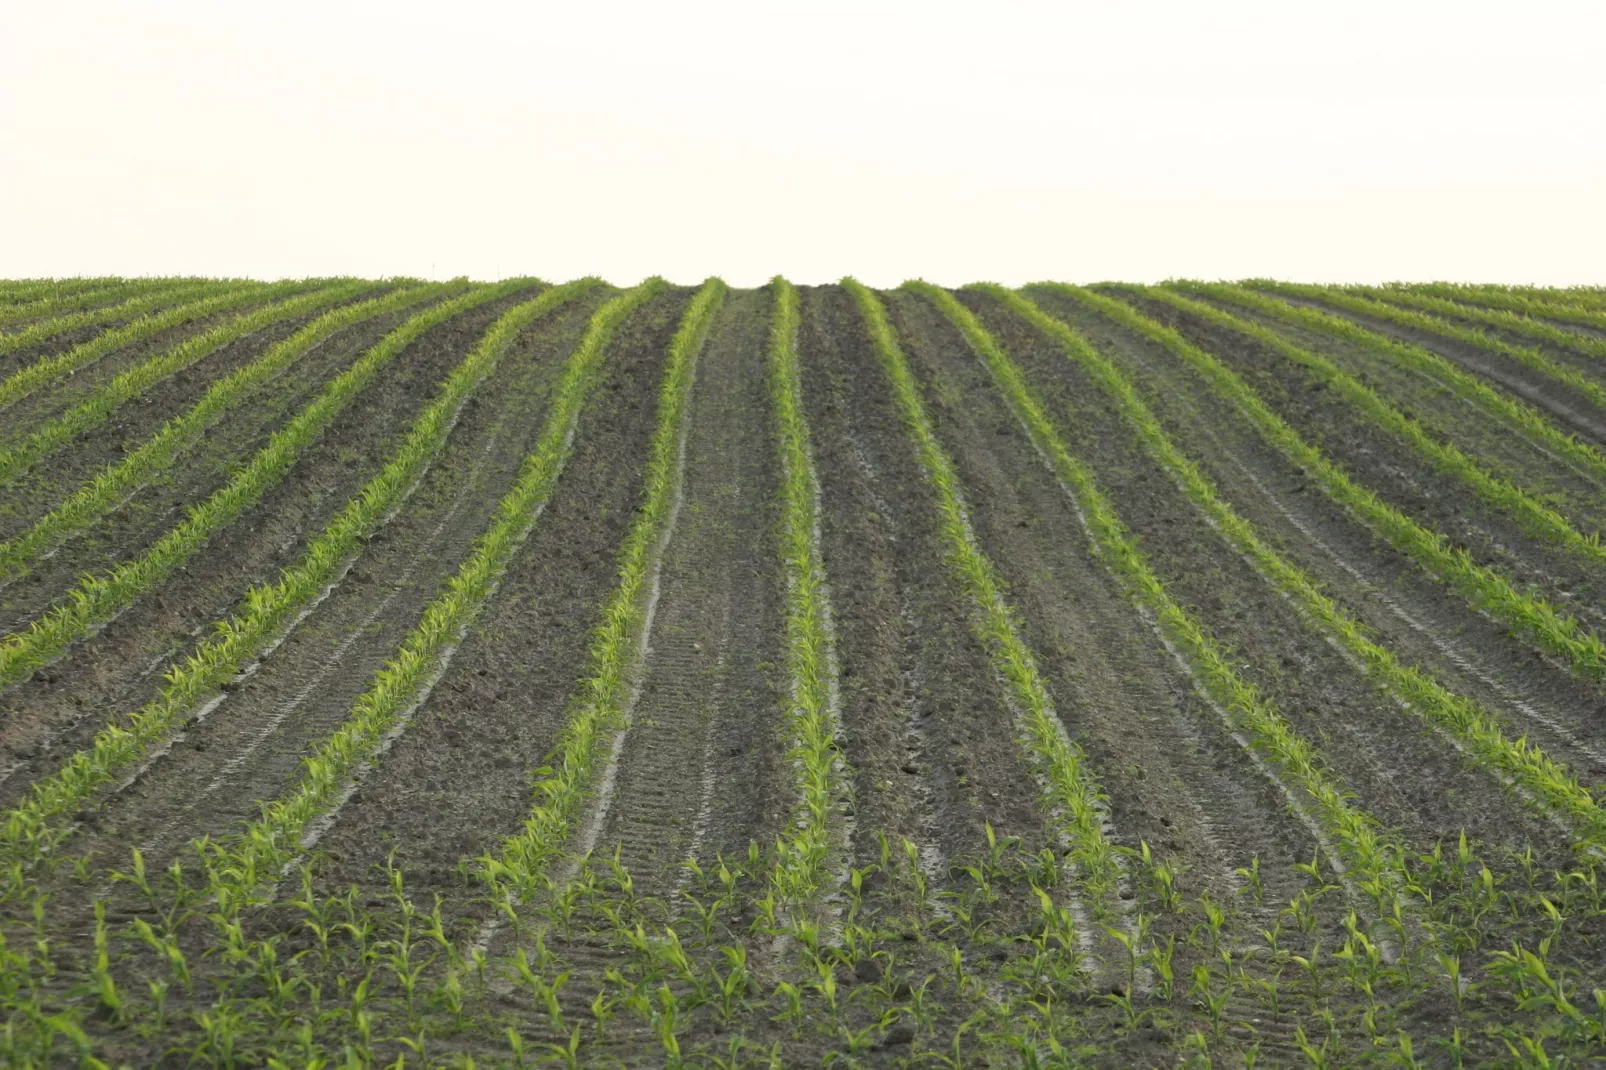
(585, 288, 788, 897)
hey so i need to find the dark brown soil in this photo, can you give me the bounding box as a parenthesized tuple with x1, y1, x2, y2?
(577, 288, 790, 897)
(0, 287, 314, 447)
(0, 286, 403, 547)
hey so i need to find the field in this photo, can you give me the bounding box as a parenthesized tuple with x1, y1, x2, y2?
(1, 275, 1606, 1067)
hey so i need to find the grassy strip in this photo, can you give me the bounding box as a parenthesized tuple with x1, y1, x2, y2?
(763, 277, 850, 915)
(1385, 283, 1606, 332)
(1255, 280, 1606, 410)
(1054, 284, 1606, 684)
(0, 278, 599, 870)
(0, 283, 449, 583)
(843, 278, 1124, 913)
(0, 279, 386, 491)
(982, 285, 1606, 854)
(1183, 282, 1606, 489)
(0, 278, 210, 334)
(200, 279, 669, 908)
(1146, 287, 1606, 569)
(477, 280, 725, 901)
(1358, 286, 1606, 368)
(0, 280, 534, 695)
(0, 279, 324, 411)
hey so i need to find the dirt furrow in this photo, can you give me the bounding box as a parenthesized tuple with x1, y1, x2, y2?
(0, 288, 400, 547)
(800, 286, 1046, 877)
(0, 291, 545, 813)
(580, 289, 788, 899)
(1184, 292, 1606, 537)
(32, 294, 605, 879)
(887, 291, 1335, 918)
(0, 290, 298, 443)
(303, 292, 688, 917)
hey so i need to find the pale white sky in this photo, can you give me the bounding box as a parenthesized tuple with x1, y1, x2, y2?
(2, 1, 1601, 287)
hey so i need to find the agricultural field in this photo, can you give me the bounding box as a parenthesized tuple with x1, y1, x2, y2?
(2, 275, 1606, 1067)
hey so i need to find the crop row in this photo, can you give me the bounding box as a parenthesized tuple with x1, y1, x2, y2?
(765, 278, 850, 921)
(0, 279, 386, 492)
(1004, 286, 1606, 857)
(1383, 283, 1606, 331)
(0, 281, 534, 695)
(0, 278, 329, 412)
(0, 277, 218, 337)
(1256, 280, 1606, 416)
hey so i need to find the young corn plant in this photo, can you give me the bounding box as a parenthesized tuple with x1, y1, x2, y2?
(764, 276, 852, 926)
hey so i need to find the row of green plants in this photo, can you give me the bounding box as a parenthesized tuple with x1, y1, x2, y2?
(0, 280, 534, 695)
(0, 282, 451, 583)
(1384, 283, 1606, 330)
(1181, 281, 1606, 495)
(844, 279, 1126, 926)
(198, 280, 668, 912)
(0, 279, 314, 411)
(1255, 280, 1606, 414)
(1078, 285, 1606, 684)
(1148, 288, 1606, 573)
(0, 278, 386, 492)
(0, 277, 215, 337)
(921, 283, 1410, 926)
(0, 279, 594, 873)
(993, 285, 1606, 856)
(763, 277, 851, 920)
(480, 279, 724, 903)
(1357, 284, 1606, 368)
(0, 276, 140, 308)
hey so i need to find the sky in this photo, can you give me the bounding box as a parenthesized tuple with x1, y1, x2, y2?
(2, 1, 1602, 287)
